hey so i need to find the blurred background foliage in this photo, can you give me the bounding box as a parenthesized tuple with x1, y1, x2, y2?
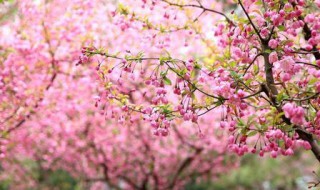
(0, 0, 16, 25)
(186, 152, 318, 190)
(0, 151, 318, 190)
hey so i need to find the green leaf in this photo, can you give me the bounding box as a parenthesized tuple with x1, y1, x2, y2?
(238, 119, 245, 127)
(276, 92, 289, 102)
(191, 70, 197, 79)
(160, 56, 171, 65)
(274, 112, 285, 124)
(277, 25, 285, 31)
(163, 77, 172, 85)
(309, 78, 318, 85)
(255, 0, 263, 5)
(193, 62, 202, 70)
(253, 64, 259, 75)
(264, 49, 272, 54)
(160, 70, 168, 77)
(229, 61, 237, 67)
(230, 71, 241, 80)
(247, 131, 258, 137)
(118, 3, 129, 15)
(159, 25, 165, 33)
(178, 68, 187, 76)
(124, 54, 131, 61)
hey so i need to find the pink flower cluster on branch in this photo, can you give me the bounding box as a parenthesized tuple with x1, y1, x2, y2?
(0, 0, 238, 189)
(82, 0, 320, 162)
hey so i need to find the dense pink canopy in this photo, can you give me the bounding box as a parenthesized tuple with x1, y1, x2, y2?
(0, 0, 237, 189)
(1, 0, 320, 189)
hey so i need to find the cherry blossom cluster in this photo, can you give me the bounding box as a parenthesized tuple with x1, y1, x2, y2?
(83, 0, 320, 161)
(0, 1, 238, 189)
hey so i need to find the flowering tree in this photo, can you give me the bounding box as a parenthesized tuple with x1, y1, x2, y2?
(82, 0, 320, 162)
(1, 0, 320, 189)
(0, 1, 236, 189)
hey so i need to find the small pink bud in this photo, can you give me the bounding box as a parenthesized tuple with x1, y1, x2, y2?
(228, 135, 235, 144)
(259, 151, 264, 157)
(268, 39, 278, 49)
(269, 52, 278, 63)
(303, 141, 311, 150)
(271, 150, 278, 158)
(285, 148, 294, 156)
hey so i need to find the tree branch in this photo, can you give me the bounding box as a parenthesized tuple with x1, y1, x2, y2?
(238, 0, 264, 42)
(166, 148, 203, 189)
(161, 0, 234, 25)
(261, 42, 320, 163)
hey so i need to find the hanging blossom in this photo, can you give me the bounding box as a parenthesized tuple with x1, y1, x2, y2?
(82, 0, 320, 162)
